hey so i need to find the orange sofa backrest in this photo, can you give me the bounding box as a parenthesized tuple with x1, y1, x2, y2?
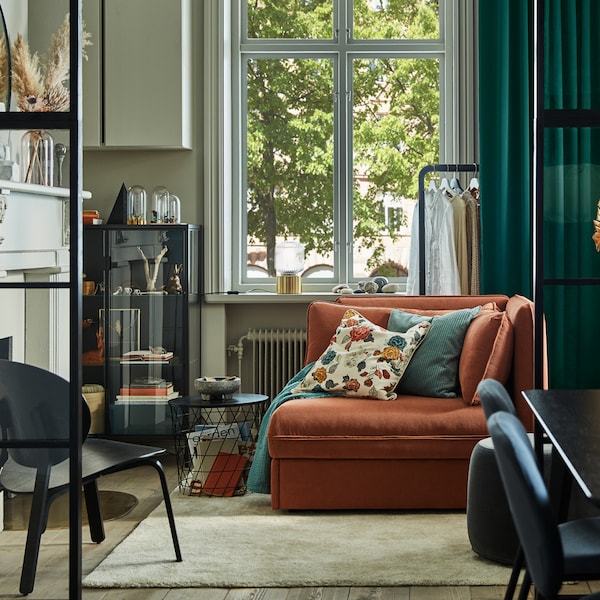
(303, 294, 543, 429)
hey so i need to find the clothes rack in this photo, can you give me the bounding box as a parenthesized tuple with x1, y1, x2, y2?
(416, 163, 480, 295)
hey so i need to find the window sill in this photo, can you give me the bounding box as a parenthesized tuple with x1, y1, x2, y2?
(203, 292, 340, 304)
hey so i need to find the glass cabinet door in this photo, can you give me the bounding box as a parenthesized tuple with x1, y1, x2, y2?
(83, 224, 200, 436)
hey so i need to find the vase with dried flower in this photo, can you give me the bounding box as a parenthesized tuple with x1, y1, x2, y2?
(10, 14, 91, 185)
(21, 129, 54, 185)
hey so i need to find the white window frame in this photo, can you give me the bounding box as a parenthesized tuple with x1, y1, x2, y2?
(203, 0, 478, 294)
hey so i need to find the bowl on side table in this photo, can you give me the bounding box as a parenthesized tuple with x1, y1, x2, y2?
(194, 376, 241, 400)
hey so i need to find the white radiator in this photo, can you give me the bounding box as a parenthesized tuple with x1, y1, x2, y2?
(228, 329, 307, 399)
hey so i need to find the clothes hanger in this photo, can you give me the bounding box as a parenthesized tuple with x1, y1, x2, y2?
(468, 163, 479, 191)
(468, 169, 480, 203)
(450, 173, 464, 193)
(439, 176, 455, 197)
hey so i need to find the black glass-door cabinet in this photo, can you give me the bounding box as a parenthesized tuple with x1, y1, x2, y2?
(82, 224, 201, 436)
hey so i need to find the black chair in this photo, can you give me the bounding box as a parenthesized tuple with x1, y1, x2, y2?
(488, 410, 600, 600)
(478, 378, 519, 420)
(0, 360, 182, 595)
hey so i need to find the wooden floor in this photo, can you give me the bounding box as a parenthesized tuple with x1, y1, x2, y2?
(0, 452, 598, 600)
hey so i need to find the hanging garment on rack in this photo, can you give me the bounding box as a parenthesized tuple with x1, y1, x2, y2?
(448, 191, 470, 294)
(463, 189, 481, 294)
(406, 185, 461, 295)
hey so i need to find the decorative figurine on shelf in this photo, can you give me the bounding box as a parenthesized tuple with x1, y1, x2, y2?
(82, 327, 104, 366)
(165, 264, 183, 294)
(137, 245, 168, 292)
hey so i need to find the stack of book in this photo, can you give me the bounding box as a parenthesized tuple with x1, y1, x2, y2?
(117, 379, 179, 402)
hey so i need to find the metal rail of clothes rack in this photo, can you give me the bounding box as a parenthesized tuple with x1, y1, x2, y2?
(416, 163, 480, 295)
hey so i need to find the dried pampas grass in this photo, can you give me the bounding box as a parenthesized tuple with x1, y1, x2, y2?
(0, 35, 8, 106)
(11, 13, 92, 112)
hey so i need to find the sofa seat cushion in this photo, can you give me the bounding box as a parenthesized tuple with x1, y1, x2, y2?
(268, 395, 488, 460)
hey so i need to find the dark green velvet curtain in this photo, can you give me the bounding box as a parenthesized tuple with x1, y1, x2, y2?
(479, 0, 600, 388)
(479, 0, 532, 298)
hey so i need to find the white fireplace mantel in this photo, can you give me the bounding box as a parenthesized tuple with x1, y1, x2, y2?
(0, 181, 92, 375)
(0, 180, 91, 275)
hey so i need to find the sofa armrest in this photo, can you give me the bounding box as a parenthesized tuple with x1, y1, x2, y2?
(505, 295, 547, 429)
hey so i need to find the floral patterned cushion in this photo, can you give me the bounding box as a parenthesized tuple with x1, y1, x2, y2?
(292, 309, 431, 400)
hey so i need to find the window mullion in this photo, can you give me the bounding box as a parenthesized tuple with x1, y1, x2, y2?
(334, 0, 349, 284)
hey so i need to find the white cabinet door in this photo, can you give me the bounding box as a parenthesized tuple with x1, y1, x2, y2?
(81, 0, 192, 149)
(102, 0, 192, 149)
(29, 0, 191, 149)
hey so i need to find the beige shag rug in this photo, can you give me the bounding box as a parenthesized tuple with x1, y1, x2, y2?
(83, 492, 512, 589)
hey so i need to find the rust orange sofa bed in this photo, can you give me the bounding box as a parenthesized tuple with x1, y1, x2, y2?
(266, 294, 539, 510)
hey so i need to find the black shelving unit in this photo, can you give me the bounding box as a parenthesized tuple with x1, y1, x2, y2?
(82, 224, 201, 438)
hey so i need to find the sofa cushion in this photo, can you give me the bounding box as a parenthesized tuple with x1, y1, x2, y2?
(268, 395, 488, 460)
(387, 306, 481, 398)
(292, 309, 430, 400)
(304, 303, 395, 364)
(460, 311, 514, 405)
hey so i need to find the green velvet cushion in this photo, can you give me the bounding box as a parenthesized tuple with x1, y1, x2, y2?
(387, 306, 481, 398)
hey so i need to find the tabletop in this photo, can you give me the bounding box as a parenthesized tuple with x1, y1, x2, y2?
(168, 393, 269, 409)
(522, 389, 600, 506)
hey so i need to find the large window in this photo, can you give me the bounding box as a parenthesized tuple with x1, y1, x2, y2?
(204, 1, 477, 293)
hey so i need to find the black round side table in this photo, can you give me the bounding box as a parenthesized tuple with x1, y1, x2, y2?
(169, 393, 269, 497)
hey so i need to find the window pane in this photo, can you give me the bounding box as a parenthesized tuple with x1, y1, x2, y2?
(352, 57, 440, 279)
(247, 0, 333, 40)
(246, 58, 335, 279)
(353, 0, 439, 40)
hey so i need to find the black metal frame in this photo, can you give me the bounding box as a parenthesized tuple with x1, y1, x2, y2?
(531, 0, 600, 390)
(0, 2, 83, 597)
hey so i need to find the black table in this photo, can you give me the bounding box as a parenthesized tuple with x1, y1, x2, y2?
(522, 389, 600, 507)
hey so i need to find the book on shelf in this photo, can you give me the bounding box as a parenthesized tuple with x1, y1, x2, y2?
(119, 383, 174, 396)
(120, 349, 174, 362)
(115, 391, 180, 402)
(132, 376, 168, 386)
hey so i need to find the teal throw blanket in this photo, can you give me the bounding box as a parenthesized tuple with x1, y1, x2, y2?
(247, 362, 333, 494)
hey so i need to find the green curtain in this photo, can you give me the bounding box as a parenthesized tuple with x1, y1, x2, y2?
(479, 0, 532, 298)
(479, 0, 600, 388)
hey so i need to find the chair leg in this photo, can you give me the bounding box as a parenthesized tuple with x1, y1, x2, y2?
(20, 465, 51, 596)
(517, 570, 532, 600)
(148, 458, 182, 561)
(504, 545, 524, 600)
(83, 479, 105, 543)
